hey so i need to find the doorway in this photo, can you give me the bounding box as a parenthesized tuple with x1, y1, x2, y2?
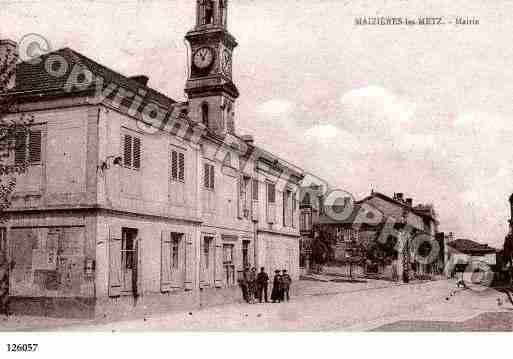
(121, 228, 138, 294)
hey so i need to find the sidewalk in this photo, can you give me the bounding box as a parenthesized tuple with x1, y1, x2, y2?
(70, 280, 453, 331)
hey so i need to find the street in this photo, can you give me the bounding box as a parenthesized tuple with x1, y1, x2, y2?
(2, 278, 508, 331)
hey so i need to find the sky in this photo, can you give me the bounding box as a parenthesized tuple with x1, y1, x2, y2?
(2, 0, 513, 248)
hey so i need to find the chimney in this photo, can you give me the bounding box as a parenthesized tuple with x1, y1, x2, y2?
(129, 75, 149, 86)
(406, 198, 413, 207)
(0, 39, 18, 91)
(241, 135, 254, 146)
(395, 193, 404, 202)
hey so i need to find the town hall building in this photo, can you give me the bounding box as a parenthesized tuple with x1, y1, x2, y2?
(0, 0, 304, 318)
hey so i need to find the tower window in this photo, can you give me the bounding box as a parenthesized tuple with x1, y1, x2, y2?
(203, 0, 214, 25)
(201, 103, 209, 127)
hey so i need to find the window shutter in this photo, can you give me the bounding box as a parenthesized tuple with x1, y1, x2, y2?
(133, 137, 141, 169)
(28, 130, 42, 163)
(14, 131, 26, 165)
(204, 163, 210, 188)
(237, 176, 243, 219)
(161, 231, 173, 292)
(214, 240, 223, 288)
(123, 134, 132, 167)
(251, 178, 259, 221)
(292, 192, 297, 228)
(209, 164, 215, 189)
(184, 235, 193, 291)
(108, 226, 122, 297)
(171, 150, 178, 180)
(283, 192, 287, 227)
(178, 152, 185, 182)
(267, 183, 276, 224)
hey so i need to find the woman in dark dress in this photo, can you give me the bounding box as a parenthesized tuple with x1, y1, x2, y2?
(271, 270, 282, 303)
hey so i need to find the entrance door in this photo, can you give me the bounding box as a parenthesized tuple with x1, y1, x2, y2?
(121, 228, 138, 294)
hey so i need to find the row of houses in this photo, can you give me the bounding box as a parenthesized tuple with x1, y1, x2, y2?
(299, 189, 444, 279)
(0, 0, 305, 318)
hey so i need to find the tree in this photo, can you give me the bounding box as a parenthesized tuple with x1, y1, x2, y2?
(0, 40, 32, 316)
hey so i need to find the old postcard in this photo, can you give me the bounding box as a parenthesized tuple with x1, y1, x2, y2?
(0, 0, 512, 356)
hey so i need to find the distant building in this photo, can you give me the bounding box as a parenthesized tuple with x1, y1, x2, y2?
(446, 238, 497, 275)
(313, 191, 441, 279)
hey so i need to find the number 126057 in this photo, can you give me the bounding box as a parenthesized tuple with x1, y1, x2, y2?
(6, 344, 39, 352)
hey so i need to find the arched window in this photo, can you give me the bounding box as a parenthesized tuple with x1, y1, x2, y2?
(201, 103, 209, 126)
(219, 0, 227, 27)
(203, 0, 214, 25)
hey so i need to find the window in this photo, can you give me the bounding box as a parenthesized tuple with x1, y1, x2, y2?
(223, 152, 232, 168)
(204, 163, 215, 190)
(283, 190, 291, 227)
(14, 129, 42, 165)
(242, 240, 250, 269)
(300, 210, 312, 232)
(266, 182, 276, 223)
(121, 229, 136, 270)
(201, 103, 209, 127)
(123, 133, 142, 170)
(223, 243, 235, 286)
(203, 0, 214, 25)
(239, 176, 250, 218)
(252, 178, 259, 201)
(302, 192, 311, 206)
(223, 244, 234, 264)
(203, 237, 212, 269)
(171, 149, 185, 182)
(267, 182, 276, 204)
(171, 233, 182, 269)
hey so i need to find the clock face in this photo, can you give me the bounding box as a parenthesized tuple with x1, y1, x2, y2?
(221, 49, 232, 76)
(193, 47, 214, 69)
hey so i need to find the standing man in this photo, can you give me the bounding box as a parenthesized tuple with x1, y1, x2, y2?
(238, 267, 249, 303)
(271, 270, 282, 303)
(281, 269, 292, 302)
(248, 267, 257, 304)
(256, 267, 269, 303)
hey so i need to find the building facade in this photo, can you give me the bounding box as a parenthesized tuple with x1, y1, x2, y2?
(0, 0, 304, 318)
(313, 191, 441, 279)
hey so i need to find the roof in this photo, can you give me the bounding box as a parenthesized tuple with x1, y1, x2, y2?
(12, 47, 176, 109)
(447, 238, 497, 254)
(359, 191, 438, 222)
(11, 47, 305, 178)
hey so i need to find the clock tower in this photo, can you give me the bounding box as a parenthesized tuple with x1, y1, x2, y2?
(185, 0, 239, 135)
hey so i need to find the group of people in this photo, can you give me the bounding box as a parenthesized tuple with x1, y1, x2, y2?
(238, 267, 292, 304)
